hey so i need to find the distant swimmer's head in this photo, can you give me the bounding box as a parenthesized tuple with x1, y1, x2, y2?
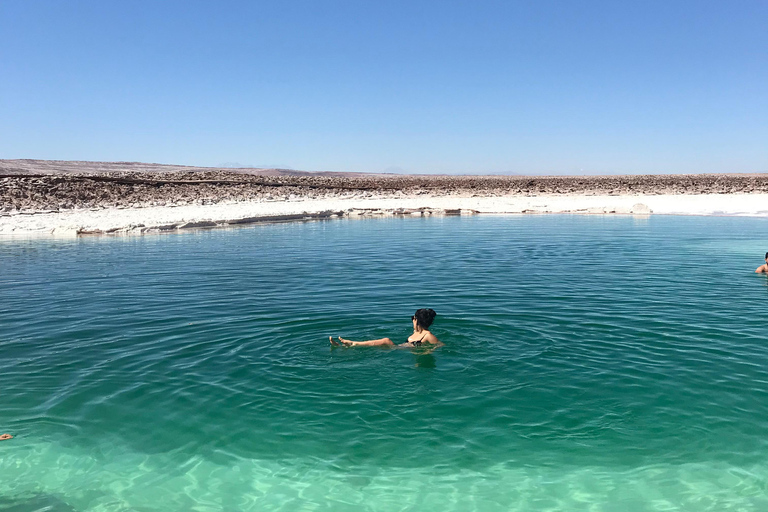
(412, 308, 437, 330)
(764, 252, 767, 261)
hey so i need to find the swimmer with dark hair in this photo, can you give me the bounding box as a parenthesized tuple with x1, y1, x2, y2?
(0, 434, 12, 441)
(331, 308, 442, 348)
(756, 252, 768, 273)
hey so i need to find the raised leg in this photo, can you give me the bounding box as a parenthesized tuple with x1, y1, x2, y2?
(334, 336, 395, 347)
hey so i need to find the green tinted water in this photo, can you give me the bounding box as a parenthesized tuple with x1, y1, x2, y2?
(2, 215, 768, 511)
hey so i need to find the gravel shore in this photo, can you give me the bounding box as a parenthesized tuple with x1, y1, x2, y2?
(3, 159, 768, 213)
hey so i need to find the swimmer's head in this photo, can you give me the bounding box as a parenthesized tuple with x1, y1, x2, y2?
(412, 308, 437, 330)
(764, 252, 767, 260)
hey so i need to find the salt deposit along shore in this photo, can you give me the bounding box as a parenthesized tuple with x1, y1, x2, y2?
(2, 160, 768, 236)
(2, 192, 768, 236)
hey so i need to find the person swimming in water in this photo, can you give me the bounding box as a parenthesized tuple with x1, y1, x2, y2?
(0, 434, 12, 441)
(330, 308, 442, 348)
(756, 252, 768, 273)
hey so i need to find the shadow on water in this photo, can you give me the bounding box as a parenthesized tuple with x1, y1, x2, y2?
(414, 353, 436, 369)
(760, 274, 768, 294)
(0, 494, 77, 512)
(0, 494, 164, 512)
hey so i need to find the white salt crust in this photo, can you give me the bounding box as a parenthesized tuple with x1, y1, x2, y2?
(2, 193, 768, 237)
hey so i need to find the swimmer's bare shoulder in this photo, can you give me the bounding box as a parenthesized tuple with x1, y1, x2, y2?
(423, 332, 443, 347)
(756, 264, 768, 273)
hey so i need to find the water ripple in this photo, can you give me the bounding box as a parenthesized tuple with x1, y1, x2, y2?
(2, 215, 768, 509)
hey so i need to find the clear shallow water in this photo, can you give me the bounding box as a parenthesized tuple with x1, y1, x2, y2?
(2, 215, 768, 511)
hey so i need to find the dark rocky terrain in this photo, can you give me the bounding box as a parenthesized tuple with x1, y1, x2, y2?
(2, 159, 768, 212)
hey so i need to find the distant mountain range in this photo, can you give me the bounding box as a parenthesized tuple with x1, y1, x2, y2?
(0, 159, 391, 177)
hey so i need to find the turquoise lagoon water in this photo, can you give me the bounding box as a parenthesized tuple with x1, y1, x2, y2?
(2, 215, 768, 511)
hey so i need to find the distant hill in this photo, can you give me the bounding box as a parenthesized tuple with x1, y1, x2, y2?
(0, 159, 390, 177)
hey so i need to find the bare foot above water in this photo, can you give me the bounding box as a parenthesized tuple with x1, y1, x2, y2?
(329, 336, 352, 347)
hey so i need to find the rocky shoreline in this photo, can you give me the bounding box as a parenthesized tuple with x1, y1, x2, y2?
(2, 160, 768, 213)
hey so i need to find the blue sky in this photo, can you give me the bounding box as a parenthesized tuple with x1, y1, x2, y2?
(1, 1, 765, 174)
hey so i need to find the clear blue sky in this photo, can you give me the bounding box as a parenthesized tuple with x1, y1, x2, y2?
(1, 1, 765, 174)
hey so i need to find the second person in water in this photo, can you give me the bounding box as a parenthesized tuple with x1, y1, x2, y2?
(330, 308, 441, 348)
(756, 252, 768, 273)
